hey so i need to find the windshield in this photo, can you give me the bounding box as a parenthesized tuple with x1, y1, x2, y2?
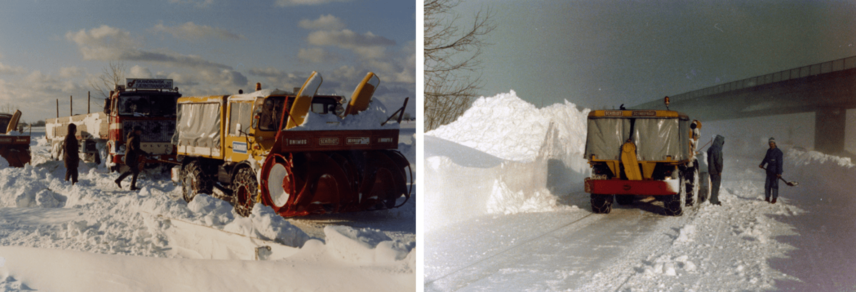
(254, 96, 289, 131)
(118, 94, 178, 117)
(0, 117, 8, 134)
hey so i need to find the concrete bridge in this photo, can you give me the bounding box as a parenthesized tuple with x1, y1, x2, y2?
(633, 56, 856, 154)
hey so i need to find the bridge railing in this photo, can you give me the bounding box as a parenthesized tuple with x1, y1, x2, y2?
(672, 56, 856, 101)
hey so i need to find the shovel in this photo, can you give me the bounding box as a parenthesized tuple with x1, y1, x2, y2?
(761, 167, 799, 187)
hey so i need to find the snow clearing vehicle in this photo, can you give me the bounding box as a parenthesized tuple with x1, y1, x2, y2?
(172, 72, 412, 218)
(583, 102, 707, 216)
(0, 110, 31, 167)
(46, 79, 181, 171)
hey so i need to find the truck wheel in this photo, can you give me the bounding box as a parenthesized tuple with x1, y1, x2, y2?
(665, 175, 686, 216)
(615, 195, 633, 205)
(591, 194, 613, 214)
(181, 161, 212, 203)
(232, 167, 257, 217)
(685, 165, 700, 208)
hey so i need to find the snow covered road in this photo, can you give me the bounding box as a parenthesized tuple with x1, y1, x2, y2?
(424, 91, 856, 291)
(0, 129, 416, 291)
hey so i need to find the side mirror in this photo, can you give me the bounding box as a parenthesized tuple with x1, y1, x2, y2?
(236, 123, 243, 135)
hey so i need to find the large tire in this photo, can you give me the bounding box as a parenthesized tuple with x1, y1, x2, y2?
(231, 167, 258, 217)
(665, 174, 687, 216)
(615, 195, 634, 205)
(181, 161, 213, 203)
(685, 164, 700, 208)
(591, 194, 613, 214)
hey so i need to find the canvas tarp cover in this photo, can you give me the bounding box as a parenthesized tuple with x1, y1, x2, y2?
(584, 119, 632, 160)
(585, 118, 690, 161)
(174, 103, 221, 149)
(633, 119, 689, 161)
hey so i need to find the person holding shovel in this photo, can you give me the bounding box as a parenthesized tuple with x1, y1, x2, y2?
(759, 137, 784, 204)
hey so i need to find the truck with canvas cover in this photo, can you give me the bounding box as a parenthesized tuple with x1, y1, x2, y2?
(583, 108, 706, 215)
(172, 71, 412, 218)
(46, 79, 181, 171)
(0, 110, 31, 167)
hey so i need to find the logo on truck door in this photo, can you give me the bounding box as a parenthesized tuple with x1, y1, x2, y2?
(232, 141, 247, 154)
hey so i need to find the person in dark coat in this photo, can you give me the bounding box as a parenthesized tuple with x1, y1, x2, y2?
(63, 124, 80, 185)
(759, 137, 784, 204)
(114, 126, 149, 190)
(706, 135, 725, 205)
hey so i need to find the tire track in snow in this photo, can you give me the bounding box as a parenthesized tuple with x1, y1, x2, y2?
(425, 213, 596, 290)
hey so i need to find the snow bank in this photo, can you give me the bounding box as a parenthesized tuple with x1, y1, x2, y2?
(784, 148, 856, 204)
(425, 90, 590, 230)
(428, 90, 588, 162)
(324, 225, 411, 264)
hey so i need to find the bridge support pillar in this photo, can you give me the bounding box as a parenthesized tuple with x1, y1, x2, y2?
(815, 107, 846, 154)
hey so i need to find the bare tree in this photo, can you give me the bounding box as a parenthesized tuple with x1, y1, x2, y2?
(0, 103, 18, 114)
(424, 0, 495, 131)
(88, 61, 126, 100)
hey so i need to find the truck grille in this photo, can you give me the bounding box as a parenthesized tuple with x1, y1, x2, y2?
(123, 120, 176, 142)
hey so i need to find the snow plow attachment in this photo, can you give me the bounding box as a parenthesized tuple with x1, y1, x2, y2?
(0, 110, 31, 167)
(255, 71, 411, 217)
(259, 150, 412, 217)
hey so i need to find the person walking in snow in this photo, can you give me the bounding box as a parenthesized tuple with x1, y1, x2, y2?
(63, 124, 80, 185)
(114, 126, 149, 191)
(759, 137, 784, 204)
(706, 135, 725, 205)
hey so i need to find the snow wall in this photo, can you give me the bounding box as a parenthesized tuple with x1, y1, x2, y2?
(784, 148, 856, 206)
(425, 90, 591, 231)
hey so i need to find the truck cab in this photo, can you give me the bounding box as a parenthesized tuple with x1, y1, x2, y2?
(105, 79, 181, 169)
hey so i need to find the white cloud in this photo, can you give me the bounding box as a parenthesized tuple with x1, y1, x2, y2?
(66, 25, 232, 70)
(153, 22, 243, 41)
(59, 67, 84, 79)
(0, 62, 27, 75)
(307, 29, 395, 60)
(299, 15, 345, 30)
(199, 69, 248, 88)
(247, 67, 306, 89)
(128, 65, 153, 78)
(298, 47, 336, 63)
(331, 65, 359, 81)
(275, 0, 351, 7)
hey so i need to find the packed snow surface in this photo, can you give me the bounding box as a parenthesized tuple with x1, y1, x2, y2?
(424, 90, 856, 291)
(0, 129, 415, 291)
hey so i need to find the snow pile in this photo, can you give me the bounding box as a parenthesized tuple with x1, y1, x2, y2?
(295, 99, 402, 130)
(428, 90, 589, 162)
(784, 148, 856, 204)
(223, 204, 310, 247)
(324, 225, 412, 264)
(673, 224, 696, 245)
(640, 254, 697, 277)
(485, 178, 577, 214)
(425, 90, 590, 229)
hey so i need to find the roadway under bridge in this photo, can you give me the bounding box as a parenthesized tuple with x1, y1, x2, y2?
(633, 56, 856, 154)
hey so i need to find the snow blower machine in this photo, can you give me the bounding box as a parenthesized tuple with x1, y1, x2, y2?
(583, 97, 707, 216)
(0, 110, 31, 167)
(172, 72, 412, 217)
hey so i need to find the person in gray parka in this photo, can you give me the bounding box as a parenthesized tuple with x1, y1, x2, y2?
(759, 137, 783, 204)
(706, 135, 725, 205)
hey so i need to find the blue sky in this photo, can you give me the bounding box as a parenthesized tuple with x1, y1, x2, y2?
(0, 0, 415, 122)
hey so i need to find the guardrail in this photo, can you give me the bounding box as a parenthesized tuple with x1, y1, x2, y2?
(671, 56, 856, 102)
